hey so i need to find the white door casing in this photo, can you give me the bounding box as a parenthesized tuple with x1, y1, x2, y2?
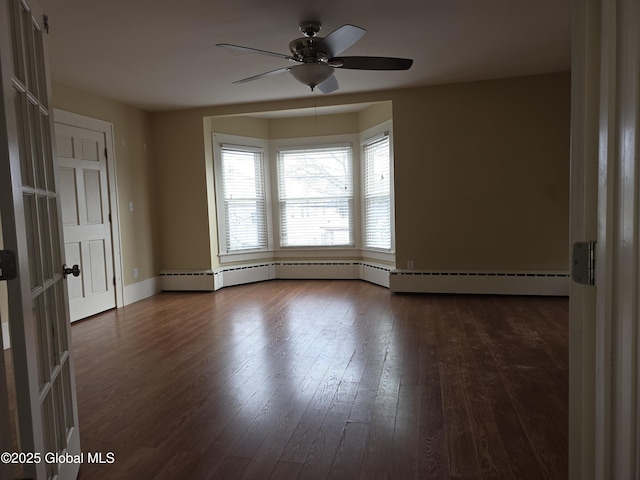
(570, 0, 640, 478)
(55, 121, 117, 321)
(0, 0, 81, 478)
(569, 0, 599, 477)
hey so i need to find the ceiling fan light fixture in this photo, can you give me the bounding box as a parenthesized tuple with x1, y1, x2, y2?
(290, 63, 333, 91)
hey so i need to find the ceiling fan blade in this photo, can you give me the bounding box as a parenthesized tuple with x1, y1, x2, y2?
(316, 24, 366, 57)
(330, 56, 413, 70)
(233, 67, 292, 84)
(317, 74, 339, 94)
(216, 43, 298, 62)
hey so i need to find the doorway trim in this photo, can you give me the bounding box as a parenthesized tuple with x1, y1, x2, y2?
(53, 109, 125, 309)
(570, 0, 640, 478)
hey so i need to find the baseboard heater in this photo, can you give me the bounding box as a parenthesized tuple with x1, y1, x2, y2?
(275, 261, 358, 280)
(158, 265, 566, 295)
(159, 261, 392, 291)
(389, 270, 570, 296)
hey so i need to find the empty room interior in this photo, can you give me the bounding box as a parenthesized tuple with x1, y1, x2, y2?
(0, 0, 586, 479)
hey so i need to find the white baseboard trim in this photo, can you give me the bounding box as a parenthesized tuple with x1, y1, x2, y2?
(389, 270, 570, 296)
(124, 276, 161, 305)
(2, 322, 9, 350)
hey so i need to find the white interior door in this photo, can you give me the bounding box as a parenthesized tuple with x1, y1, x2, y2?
(55, 123, 116, 322)
(0, 0, 81, 478)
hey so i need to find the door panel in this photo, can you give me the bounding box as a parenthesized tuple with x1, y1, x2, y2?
(88, 239, 108, 292)
(84, 170, 103, 223)
(59, 167, 79, 225)
(56, 123, 116, 321)
(0, 0, 81, 478)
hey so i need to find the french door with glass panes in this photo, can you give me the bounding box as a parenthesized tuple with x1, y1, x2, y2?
(0, 0, 82, 479)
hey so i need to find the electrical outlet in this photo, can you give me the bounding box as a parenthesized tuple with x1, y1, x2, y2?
(133, 268, 139, 279)
(128, 201, 134, 212)
(407, 260, 414, 270)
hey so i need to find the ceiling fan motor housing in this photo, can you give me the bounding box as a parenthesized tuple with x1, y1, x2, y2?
(289, 37, 328, 62)
(289, 21, 330, 62)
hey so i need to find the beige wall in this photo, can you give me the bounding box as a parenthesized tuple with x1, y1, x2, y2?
(391, 74, 570, 271)
(51, 83, 160, 286)
(151, 109, 213, 270)
(268, 112, 360, 138)
(151, 73, 570, 274)
(206, 105, 385, 140)
(358, 101, 393, 132)
(210, 115, 269, 138)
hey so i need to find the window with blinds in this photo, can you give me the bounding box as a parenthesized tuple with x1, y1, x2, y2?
(220, 145, 267, 252)
(277, 145, 353, 247)
(363, 133, 391, 250)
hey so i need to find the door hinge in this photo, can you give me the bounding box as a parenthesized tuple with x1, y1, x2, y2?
(0, 250, 17, 281)
(44, 14, 49, 34)
(113, 276, 116, 286)
(104, 147, 108, 160)
(572, 241, 596, 286)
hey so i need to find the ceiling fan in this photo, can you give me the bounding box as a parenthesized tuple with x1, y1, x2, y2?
(216, 21, 413, 94)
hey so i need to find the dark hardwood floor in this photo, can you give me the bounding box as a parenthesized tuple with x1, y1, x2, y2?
(69, 280, 568, 479)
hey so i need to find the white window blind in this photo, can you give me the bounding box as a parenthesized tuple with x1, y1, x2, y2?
(221, 144, 267, 252)
(277, 145, 353, 247)
(363, 133, 391, 250)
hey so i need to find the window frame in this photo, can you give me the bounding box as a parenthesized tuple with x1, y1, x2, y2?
(213, 134, 272, 259)
(270, 134, 361, 254)
(276, 142, 356, 249)
(360, 121, 395, 257)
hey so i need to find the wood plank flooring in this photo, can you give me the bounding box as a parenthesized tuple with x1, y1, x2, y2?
(68, 280, 568, 479)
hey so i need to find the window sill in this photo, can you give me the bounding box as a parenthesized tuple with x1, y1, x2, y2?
(218, 250, 274, 265)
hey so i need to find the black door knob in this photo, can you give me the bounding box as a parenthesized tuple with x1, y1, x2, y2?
(63, 264, 81, 278)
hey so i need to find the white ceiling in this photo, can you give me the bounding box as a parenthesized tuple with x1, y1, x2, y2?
(39, 0, 571, 112)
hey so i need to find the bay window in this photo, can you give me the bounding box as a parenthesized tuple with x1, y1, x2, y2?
(214, 125, 393, 261)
